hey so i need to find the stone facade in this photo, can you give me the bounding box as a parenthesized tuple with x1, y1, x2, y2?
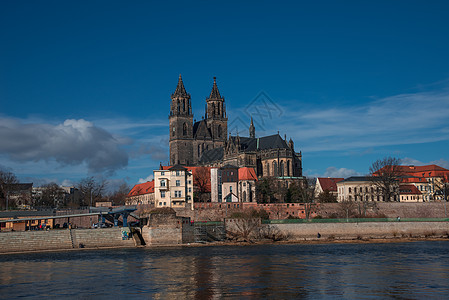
(168, 75, 303, 179)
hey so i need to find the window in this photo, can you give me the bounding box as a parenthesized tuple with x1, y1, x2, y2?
(176, 180, 180, 186)
(160, 180, 166, 187)
(160, 191, 165, 198)
(176, 171, 180, 176)
(230, 186, 233, 193)
(349, 187, 352, 193)
(188, 187, 192, 193)
(175, 191, 182, 197)
(161, 171, 165, 176)
(188, 180, 191, 185)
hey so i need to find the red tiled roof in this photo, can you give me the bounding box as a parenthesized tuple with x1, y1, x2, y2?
(127, 180, 154, 197)
(399, 184, 422, 195)
(239, 167, 258, 181)
(317, 178, 344, 192)
(400, 176, 428, 183)
(376, 165, 449, 179)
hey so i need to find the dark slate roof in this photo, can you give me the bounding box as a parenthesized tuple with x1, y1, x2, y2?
(0, 210, 55, 218)
(199, 133, 292, 163)
(199, 147, 224, 163)
(4, 183, 33, 191)
(229, 134, 290, 151)
(221, 164, 238, 170)
(168, 165, 188, 171)
(193, 120, 212, 139)
(340, 176, 382, 182)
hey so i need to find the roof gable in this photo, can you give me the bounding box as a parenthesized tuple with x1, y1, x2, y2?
(128, 180, 154, 197)
(239, 167, 258, 181)
(317, 178, 344, 192)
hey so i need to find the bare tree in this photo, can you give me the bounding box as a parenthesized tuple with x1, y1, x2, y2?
(38, 183, 65, 208)
(193, 167, 210, 202)
(0, 169, 19, 209)
(77, 177, 107, 207)
(339, 199, 356, 219)
(108, 183, 130, 206)
(433, 172, 449, 201)
(369, 157, 402, 202)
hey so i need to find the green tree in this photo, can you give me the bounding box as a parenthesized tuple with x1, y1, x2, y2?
(256, 177, 276, 203)
(317, 190, 337, 203)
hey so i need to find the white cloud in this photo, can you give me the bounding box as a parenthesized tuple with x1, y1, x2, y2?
(401, 157, 449, 169)
(323, 167, 361, 178)
(61, 179, 75, 187)
(138, 174, 154, 184)
(0, 117, 128, 174)
(243, 88, 449, 153)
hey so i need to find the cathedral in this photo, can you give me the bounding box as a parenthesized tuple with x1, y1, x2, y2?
(169, 75, 303, 179)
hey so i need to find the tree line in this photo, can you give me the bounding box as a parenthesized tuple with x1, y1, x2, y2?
(0, 168, 130, 210)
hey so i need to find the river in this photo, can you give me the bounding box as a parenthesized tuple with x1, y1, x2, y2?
(1, 241, 449, 299)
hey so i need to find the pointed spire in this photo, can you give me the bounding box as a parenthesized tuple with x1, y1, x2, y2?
(172, 74, 189, 98)
(208, 76, 223, 100)
(249, 116, 255, 138)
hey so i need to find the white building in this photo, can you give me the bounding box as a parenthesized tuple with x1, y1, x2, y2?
(154, 165, 194, 210)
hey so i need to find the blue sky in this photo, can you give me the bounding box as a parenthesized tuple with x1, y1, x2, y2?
(1, 1, 449, 190)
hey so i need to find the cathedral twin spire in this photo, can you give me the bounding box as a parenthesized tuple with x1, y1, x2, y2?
(172, 74, 189, 98)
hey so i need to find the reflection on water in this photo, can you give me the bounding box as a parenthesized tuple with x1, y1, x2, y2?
(1, 241, 449, 299)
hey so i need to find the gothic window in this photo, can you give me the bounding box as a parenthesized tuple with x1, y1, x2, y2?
(183, 123, 187, 136)
(218, 125, 222, 138)
(273, 161, 278, 177)
(172, 127, 175, 137)
(266, 163, 270, 176)
(280, 160, 284, 177)
(198, 144, 201, 157)
(243, 191, 246, 202)
(287, 161, 290, 177)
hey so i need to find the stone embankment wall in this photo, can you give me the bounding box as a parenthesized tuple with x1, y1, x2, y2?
(169, 202, 449, 222)
(142, 213, 194, 245)
(270, 221, 449, 240)
(0, 228, 134, 254)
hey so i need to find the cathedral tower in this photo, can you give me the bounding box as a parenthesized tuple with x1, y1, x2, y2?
(205, 77, 228, 145)
(169, 75, 193, 165)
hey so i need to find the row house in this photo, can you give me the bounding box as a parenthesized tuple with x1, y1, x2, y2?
(314, 177, 344, 199)
(126, 180, 155, 206)
(210, 165, 257, 202)
(395, 165, 449, 201)
(336, 177, 399, 202)
(154, 165, 194, 210)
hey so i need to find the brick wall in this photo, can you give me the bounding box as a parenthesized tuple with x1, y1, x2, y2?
(171, 202, 449, 222)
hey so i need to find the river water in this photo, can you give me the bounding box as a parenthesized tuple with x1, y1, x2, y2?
(1, 241, 449, 299)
